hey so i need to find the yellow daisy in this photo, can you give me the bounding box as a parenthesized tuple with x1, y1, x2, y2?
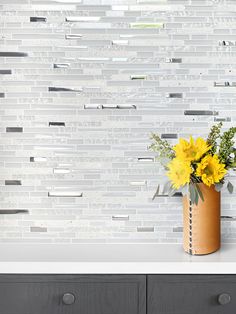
(174, 136, 211, 162)
(167, 158, 193, 189)
(196, 155, 227, 187)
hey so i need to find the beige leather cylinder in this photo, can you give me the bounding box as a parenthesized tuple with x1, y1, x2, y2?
(183, 183, 221, 255)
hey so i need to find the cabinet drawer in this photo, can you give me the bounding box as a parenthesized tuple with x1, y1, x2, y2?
(148, 275, 236, 314)
(0, 275, 146, 314)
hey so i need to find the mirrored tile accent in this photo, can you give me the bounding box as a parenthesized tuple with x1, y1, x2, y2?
(167, 93, 183, 98)
(49, 122, 65, 127)
(130, 75, 147, 80)
(221, 216, 236, 221)
(0, 70, 11, 74)
(53, 63, 70, 68)
(214, 82, 230, 87)
(161, 134, 178, 139)
(30, 17, 47, 22)
(117, 104, 136, 109)
(166, 58, 182, 63)
(0, 210, 28, 215)
(30, 157, 47, 162)
(48, 191, 83, 197)
(49, 87, 82, 92)
(102, 104, 117, 109)
(214, 117, 231, 122)
(84, 104, 102, 109)
(5, 180, 21, 186)
(112, 215, 129, 221)
(137, 157, 154, 162)
(6, 127, 23, 132)
(0, 93, 5, 98)
(0, 52, 28, 57)
(184, 110, 218, 116)
(65, 34, 83, 39)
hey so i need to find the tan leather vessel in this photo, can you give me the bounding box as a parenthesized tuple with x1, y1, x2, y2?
(183, 183, 221, 255)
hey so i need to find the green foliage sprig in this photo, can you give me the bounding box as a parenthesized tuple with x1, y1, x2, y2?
(207, 122, 222, 154)
(219, 127, 236, 168)
(149, 133, 175, 167)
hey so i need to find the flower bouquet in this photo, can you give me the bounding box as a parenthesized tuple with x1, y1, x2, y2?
(150, 123, 236, 254)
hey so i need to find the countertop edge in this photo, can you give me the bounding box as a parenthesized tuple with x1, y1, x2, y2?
(0, 262, 236, 274)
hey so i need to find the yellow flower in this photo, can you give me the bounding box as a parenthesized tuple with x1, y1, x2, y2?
(196, 155, 227, 187)
(167, 158, 193, 189)
(174, 136, 211, 162)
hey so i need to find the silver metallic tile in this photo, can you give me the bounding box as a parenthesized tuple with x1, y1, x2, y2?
(30, 17, 47, 22)
(0, 52, 28, 57)
(5, 180, 21, 186)
(6, 127, 23, 132)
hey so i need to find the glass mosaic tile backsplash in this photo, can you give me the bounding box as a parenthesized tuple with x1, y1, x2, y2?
(0, 0, 236, 243)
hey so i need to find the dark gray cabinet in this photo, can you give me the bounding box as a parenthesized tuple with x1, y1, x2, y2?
(147, 275, 236, 314)
(1, 274, 236, 314)
(0, 275, 146, 314)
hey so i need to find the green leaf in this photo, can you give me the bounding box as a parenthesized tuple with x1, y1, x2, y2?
(194, 185, 199, 205)
(189, 184, 196, 205)
(215, 183, 223, 192)
(195, 184, 204, 202)
(163, 181, 172, 195)
(227, 181, 234, 194)
(152, 184, 160, 200)
(179, 184, 189, 196)
(169, 186, 177, 197)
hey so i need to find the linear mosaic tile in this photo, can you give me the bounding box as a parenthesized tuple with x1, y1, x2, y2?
(30, 157, 47, 162)
(48, 191, 83, 197)
(5, 180, 21, 186)
(49, 122, 65, 127)
(30, 227, 47, 233)
(0, 52, 28, 57)
(0, 0, 236, 244)
(112, 215, 129, 221)
(53, 63, 70, 68)
(0, 210, 29, 215)
(30, 17, 47, 22)
(48, 87, 82, 92)
(0, 70, 12, 74)
(6, 127, 23, 133)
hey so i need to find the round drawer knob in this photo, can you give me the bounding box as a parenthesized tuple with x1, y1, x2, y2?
(218, 293, 231, 305)
(62, 293, 75, 305)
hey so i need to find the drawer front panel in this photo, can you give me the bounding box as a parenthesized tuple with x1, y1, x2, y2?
(148, 275, 236, 314)
(0, 275, 146, 314)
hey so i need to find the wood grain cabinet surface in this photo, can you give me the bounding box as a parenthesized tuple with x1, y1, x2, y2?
(147, 275, 236, 314)
(0, 275, 146, 314)
(1, 274, 236, 314)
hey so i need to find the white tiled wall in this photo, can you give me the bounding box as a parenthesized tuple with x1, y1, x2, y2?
(0, 0, 236, 243)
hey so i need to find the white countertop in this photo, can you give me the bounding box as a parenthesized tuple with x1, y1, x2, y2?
(1, 243, 236, 274)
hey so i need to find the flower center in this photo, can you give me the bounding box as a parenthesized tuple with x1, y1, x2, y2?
(204, 165, 213, 176)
